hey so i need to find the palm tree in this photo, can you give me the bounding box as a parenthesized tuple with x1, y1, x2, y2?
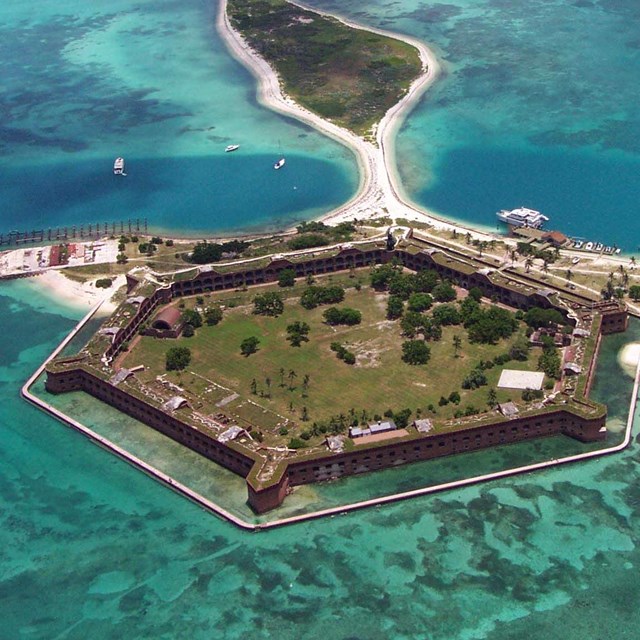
(279, 367, 285, 387)
(630, 256, 636, 269)
(287, 369, 297, 390)
(453, 334, 462, 358)
(565, 269, 573, 282)
(525, 257, 533, 273)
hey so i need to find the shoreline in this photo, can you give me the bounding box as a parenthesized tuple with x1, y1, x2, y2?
(23, 294, 640, 531)
(24, 269, 125, 314)
(217, 0, 492, 239)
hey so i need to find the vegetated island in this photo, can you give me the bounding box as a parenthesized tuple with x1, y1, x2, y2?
(227, 0, 422, 137)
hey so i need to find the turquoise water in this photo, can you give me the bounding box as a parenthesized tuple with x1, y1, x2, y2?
(1, 280, 640, 638)
(0, 0, 358, 235)
(312, 0, 640, 248)
(3, 0, 640, 636)
(36, 314, 633, 526)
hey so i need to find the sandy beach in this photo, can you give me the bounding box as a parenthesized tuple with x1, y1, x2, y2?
(217, 0, 491, 239)
(28, 270, 125, 313)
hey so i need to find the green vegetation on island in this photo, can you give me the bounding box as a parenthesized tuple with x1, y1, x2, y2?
(227, 0, 423, 135)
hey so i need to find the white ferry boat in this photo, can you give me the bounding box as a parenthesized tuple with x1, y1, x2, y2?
(273, 157, 285, 170)
(113, 157, 125, 175)
(496, 206, 548, 229)
(225, 144, 240, 153)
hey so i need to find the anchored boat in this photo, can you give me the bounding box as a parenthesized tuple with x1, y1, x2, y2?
(496, 206, 548, 229)
(113, 157, 125, 175)
(225, 144, 240, 153)
(273, 158, 285, 170)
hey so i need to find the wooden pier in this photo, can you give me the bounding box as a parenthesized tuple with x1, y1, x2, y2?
(0, 218, 148, 247)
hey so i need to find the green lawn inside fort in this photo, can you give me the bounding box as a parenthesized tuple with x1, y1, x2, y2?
(122, 269, 547, 451)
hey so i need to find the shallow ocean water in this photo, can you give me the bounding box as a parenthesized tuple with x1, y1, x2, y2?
(3, 0, 640, 637)
(0, 0, 358, 235)
(1, 280, 640, 639)
(310, 0, 640, 248)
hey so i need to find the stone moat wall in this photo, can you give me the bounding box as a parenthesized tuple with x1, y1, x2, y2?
(45, 241, 623, 512)
(46, 367, 606, 513)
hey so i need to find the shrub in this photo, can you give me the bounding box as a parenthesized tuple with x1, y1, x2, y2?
(253, 292, 284, 316)
(323, 306, 362, 326)
(300, 285, 345, 309)
(288, 437, 307, 450)
(287, 234, 331, 250)
(182, 324, 195, 338)
(95, 278, 113, 289)
(407, 292, 433, 312)
(524, 307, 565, 329)
(189, 240, 249, 264)
(166, 346, 191, 371)
(432, 281, 457, 302)
(181, 308, 202, 328)
(432, 304, 461, 326)
(205, 307, 223, 325)
(286, 321, 310, 347)
(342, 351, 356, 364)
(467, 306, 518, 344)
(278, 268, 296, 287)
(522, 388, 544, 401)
(331, 342, 356, 365)
(462, 368, 488, 389)
(343, 352, 356, 365)
(370, 263, 402, 290)
(401, 340, 431, 365)
(509, 335, 530, 361)
(240, 336, 260, 357)
(386, 295, 404, 320)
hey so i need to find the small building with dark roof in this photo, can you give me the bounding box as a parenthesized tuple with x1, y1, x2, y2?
(542, 231, 569, 247)
(145, 306, 183, 338)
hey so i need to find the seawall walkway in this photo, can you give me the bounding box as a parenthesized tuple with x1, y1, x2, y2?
(22, 306, 640, 531)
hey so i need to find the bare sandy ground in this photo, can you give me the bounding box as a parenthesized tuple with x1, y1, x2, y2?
(28, 270, 125, 313)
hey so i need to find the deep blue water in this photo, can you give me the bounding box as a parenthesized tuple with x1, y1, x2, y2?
(0, 0, 359, 237)
(310, 0, 640, 249)
(1, 154, 355, 235)
(417, 145, 640, 244)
